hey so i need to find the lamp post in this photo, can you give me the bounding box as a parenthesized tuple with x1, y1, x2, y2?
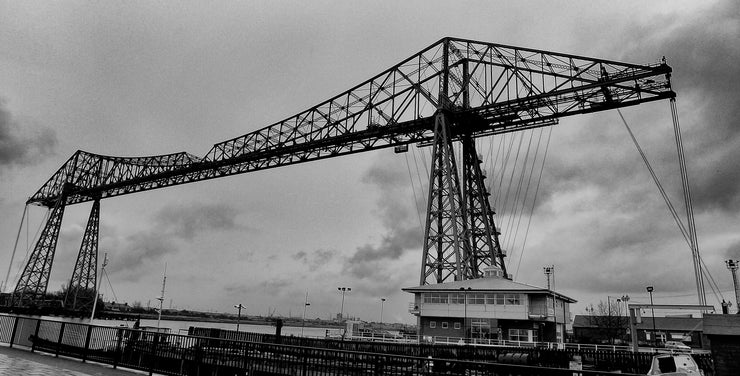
(726, 260, 739, 314)
(620, 295, 630, 317)
(380, 298, 386, 326)
(460, 287, 471, 341)
(646, 286, 656, 347)
(234, 304, 245, 332)
(338, 287, 351, 321)
(301, 292, 310, 337)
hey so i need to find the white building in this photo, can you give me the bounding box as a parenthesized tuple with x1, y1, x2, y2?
(403, 272, 576, 343)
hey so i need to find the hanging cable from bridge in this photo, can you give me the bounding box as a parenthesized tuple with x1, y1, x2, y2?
(617, 106, 707, 306)
(2, 205, 28, 293)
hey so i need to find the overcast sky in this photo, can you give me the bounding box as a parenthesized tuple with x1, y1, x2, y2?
(1, 1, 738, 324)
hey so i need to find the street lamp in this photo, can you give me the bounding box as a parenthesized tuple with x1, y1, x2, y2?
(234, 304, 245, 332)
(301, 292, 310, 337)
(338, 287, 351, 321)
(380, 298, 386, 326)
(620, 295, 630, 317)
(460, 287, 471, 341)
(726, 260, 739, 314)
(646, 286, 656, 347)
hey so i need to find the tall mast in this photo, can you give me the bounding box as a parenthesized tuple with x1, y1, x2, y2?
(156, 263, 167, 329)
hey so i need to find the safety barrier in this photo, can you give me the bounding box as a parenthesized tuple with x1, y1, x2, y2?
(0, 315, 684, 376)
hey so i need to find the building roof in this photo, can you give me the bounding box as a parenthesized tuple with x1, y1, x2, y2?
(573, 315, 703, 331)
(402, 277, 577, 303)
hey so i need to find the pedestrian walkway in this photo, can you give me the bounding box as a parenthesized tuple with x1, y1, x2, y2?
(0, 346, 147, 376)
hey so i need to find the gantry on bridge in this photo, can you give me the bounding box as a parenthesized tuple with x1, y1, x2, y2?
(8, 37, 675, 310)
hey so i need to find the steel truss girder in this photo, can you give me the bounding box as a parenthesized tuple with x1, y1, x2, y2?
(64, 199, 100, 311)
(12, 198, 66, 306)
(26, 37, 674, 208)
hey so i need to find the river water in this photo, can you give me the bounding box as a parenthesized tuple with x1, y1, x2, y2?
(38, 315, 337, 338)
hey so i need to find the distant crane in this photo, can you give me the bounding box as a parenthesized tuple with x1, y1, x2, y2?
(6, 37, 677, 308)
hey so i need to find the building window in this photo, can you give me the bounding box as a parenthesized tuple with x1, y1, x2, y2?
(442, 322, 448, 329)
(430, 321, 436, 329)
(495, 294, 506, 305)
(505, 294, 521, 305)
(454, 322, 461, 329)
(423, 293, 449, 304)
(485, 294, 496, 305)
(449, 293, 465, 304)
(509, 329, 529, 342)
(469, 293, 485, 304)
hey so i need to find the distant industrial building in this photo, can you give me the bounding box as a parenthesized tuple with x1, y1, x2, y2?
(403, 268, 576, 343)
(572, 315, 703, 347)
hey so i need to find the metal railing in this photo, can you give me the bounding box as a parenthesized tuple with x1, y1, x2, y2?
(0, 314, 690, 376)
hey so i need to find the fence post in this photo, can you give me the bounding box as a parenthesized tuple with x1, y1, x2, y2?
(9, 316, 19, 349)
(30, 319, 41, 353)
(149, 332, 160, 376)
(301, 346, 308, 376)
(82, 324, 92, 363)
(55, 321, 66, 357)
(113, 328, 123, 369)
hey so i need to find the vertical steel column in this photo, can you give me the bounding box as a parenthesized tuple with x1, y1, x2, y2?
(419, 112, 471, 284)
(64, 199, 101, 311)
(12, 198, 67, 307)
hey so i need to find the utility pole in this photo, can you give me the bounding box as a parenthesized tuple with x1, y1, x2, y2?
(646, 286, 656, 347)
(156, 263, 167, 330)
(301, 292, 310, 336)
(726, 260, 739, 313)
(90, 253, 108, 322)
(234, 303, 245, 332)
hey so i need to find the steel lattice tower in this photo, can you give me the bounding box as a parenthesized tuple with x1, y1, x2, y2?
(64, 199, 100, 311)
(12, 198, 66, 306)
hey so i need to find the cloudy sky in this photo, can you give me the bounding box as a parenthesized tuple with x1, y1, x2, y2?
(1, 1, 738, 324)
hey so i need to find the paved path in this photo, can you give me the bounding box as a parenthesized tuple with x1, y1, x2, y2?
(0, 346, 148, 376)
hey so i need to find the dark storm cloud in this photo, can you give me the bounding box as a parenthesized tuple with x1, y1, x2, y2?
(107, 202, 244, 279)
(520, 1, 740, 216)
(617, 0, 740, 211)
(344, 154, 422, 279)
(0, 99, 57, 169)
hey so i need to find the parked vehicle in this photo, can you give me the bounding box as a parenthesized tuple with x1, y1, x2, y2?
(664, 341, 691, 351)
(647, 354, 703, 375)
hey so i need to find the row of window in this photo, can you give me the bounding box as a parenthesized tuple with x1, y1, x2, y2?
(429, 321, 462, 330)
(423, 293, 522, 305)
(427, 322, 538, 342)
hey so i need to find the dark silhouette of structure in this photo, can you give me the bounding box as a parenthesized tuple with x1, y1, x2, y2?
(10, 37, 675, 308)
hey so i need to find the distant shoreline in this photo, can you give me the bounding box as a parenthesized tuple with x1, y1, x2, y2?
(100, 311, 345, 329)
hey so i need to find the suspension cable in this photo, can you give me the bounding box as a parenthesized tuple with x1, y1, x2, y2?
(12, 206, 50, 291)
(2, 205, 28, 293)
(508, 128, 546, 267)
(670, 99, 706, 307)
(618, 105, 706, 306)
(103, 267, 118, 303)
(405, 152, 425, 231)
(515, 126, 553, 279)
(617, 110, 690, 244)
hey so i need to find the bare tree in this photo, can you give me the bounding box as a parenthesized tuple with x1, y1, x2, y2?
(586, 301, 629, 344)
